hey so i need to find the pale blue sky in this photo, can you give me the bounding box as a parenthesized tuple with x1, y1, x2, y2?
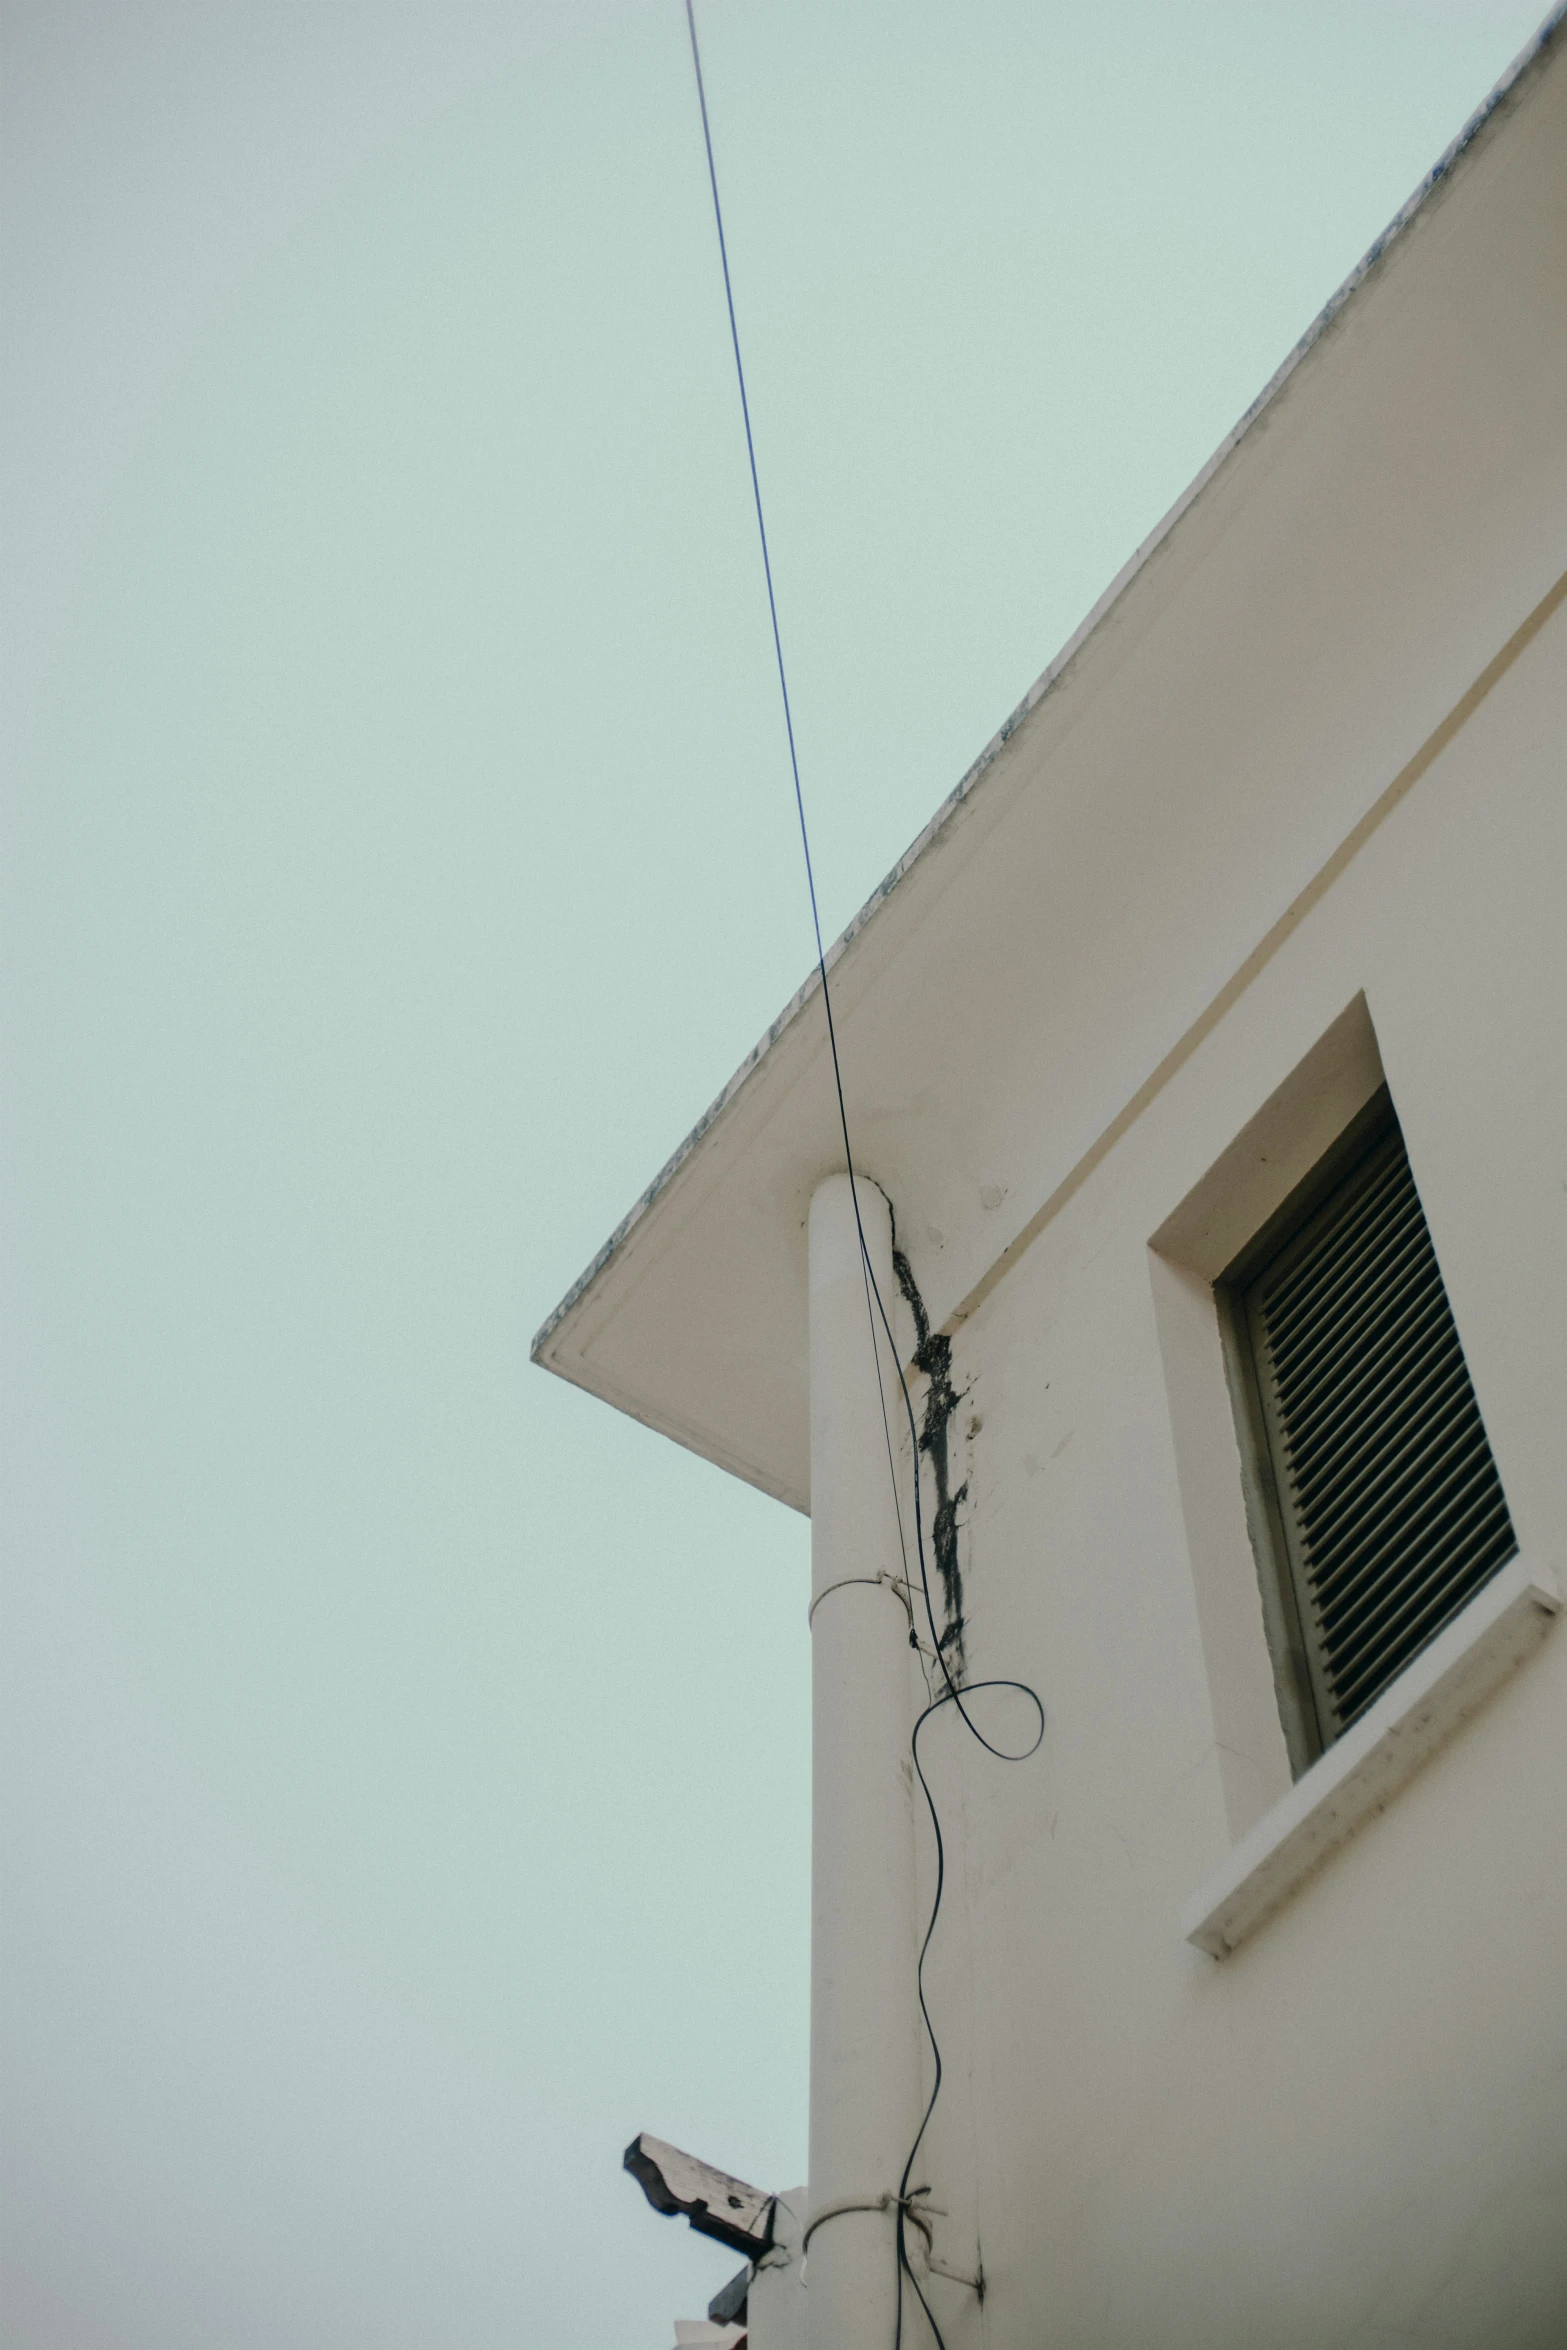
(2, 5, 1549, 2342)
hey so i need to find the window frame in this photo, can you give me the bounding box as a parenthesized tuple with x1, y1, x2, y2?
(1213, 1083, 1516, 1779)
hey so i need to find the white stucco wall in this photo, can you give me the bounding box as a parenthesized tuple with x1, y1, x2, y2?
(900, 605, 1567, 2349)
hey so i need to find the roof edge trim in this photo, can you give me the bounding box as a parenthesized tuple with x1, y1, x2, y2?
(530, 2, 1564, 1370)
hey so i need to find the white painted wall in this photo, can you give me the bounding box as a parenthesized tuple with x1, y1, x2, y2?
(888, 604, 1567, 2348)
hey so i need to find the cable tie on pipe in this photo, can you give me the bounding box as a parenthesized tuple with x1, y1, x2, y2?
(801, 2191, 941, 2256)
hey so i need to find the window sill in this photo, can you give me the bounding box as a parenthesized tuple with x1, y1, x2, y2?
(1182, 1554, 1560, 1959)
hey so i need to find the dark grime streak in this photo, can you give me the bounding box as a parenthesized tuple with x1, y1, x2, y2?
(893, 1247, 967, 1682)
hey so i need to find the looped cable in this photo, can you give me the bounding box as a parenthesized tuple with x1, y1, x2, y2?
(806, 1570, 915, 1631)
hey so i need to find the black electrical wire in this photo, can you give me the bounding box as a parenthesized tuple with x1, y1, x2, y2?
(680, 9, 1044, 2342)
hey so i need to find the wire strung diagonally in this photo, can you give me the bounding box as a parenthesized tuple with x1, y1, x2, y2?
(679, 9, 1044, 2345)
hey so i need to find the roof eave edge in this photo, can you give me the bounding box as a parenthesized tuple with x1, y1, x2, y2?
(530, 1, 1564, 1372)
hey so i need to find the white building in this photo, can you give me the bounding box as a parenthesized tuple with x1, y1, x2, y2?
(535, 18, 1567, 2347)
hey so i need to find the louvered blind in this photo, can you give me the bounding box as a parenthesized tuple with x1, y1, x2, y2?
(1240, 1117, 1517, 1745)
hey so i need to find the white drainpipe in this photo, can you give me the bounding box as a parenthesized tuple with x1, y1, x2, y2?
(806, 1173, 920, 2350)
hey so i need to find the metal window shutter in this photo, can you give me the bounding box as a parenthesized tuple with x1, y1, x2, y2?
(1245, 1123, 1517, 1741)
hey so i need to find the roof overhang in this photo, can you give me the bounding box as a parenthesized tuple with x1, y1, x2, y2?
(533, 14, 1567, 1515)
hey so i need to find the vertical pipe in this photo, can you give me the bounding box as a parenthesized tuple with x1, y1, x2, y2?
(807, 1173, 919, 2350)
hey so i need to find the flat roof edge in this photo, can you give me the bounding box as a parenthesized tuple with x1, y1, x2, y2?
(530, 2, 1564, 1372)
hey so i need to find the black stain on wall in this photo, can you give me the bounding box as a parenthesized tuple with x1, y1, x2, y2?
(893, 1246, 967, 1681)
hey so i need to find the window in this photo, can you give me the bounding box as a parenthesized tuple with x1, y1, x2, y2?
(1220, 1088, 1517, 1775)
